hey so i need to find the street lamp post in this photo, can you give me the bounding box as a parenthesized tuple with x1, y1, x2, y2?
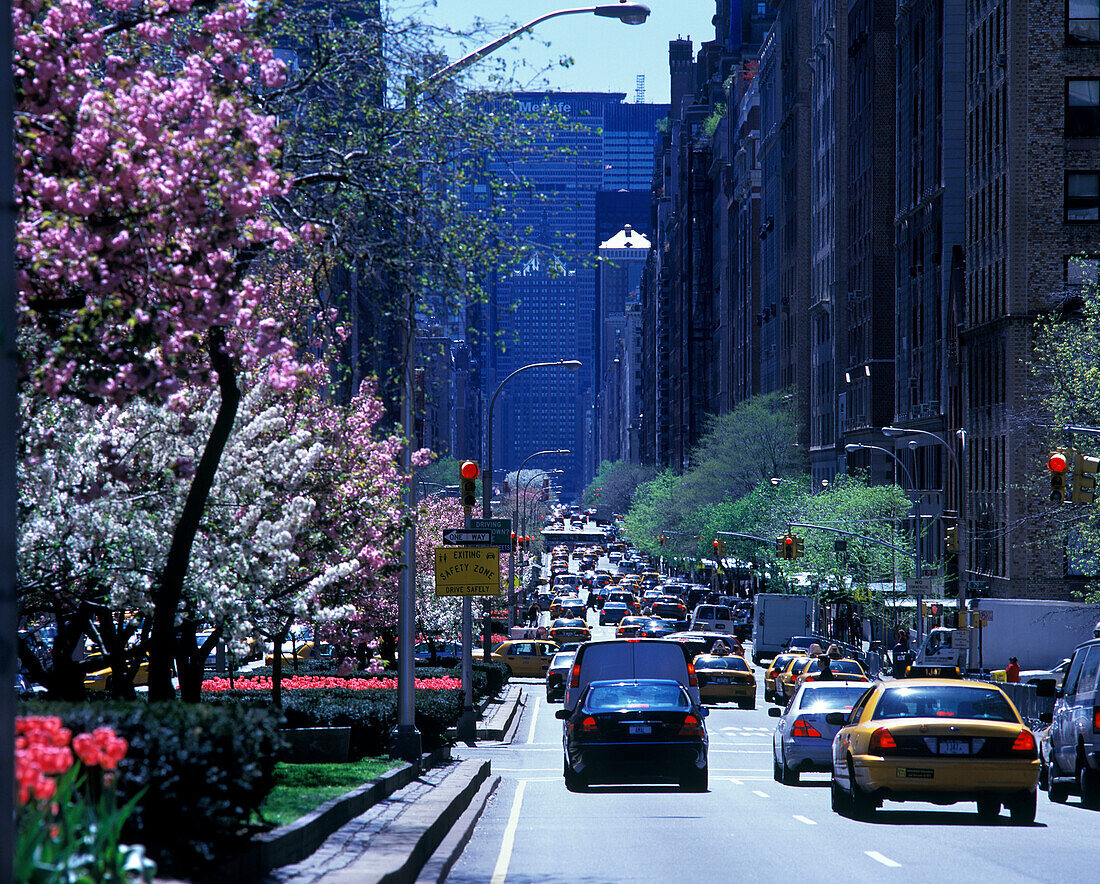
(405, 5, 643, 750)
(846, 442, 924, 633)
(882, 426, 967, 609)
(483, 359, 582, 519)
(508, 449, 569, 626)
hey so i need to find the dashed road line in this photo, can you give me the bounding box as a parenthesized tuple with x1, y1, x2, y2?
(866, 851, 902, 868)
(490, 780, 527, 884)
(752, 790, 770, 798)
(793, 815, 817, 825)
(526, 695, 541, 743)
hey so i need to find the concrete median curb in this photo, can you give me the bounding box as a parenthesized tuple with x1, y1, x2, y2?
(478, 684, 523, 741)
(196, 746, 450, 883)
(415, 771, 500, 884)
(326, 758, 492, 884)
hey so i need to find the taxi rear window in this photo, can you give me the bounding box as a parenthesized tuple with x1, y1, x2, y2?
(873, 686, 1017, 722)
(695, 656, 750, 671)
(585, 683, 690, 711)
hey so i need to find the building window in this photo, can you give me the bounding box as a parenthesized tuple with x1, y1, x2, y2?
(1069, 0, 1100, 42)
(1067, 256, 1100, 286)
(1067, 79, 1100, 136)
(1066, 172, 1100, 220)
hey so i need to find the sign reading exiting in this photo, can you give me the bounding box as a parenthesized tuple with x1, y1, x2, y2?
(442, 529, 491, 546)
(434, 547, 501, 597)
(471, 517, 513, 551)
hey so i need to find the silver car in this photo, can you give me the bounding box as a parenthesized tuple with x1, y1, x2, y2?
(545, 651, 576, 702)
(770, 682, 871, 784)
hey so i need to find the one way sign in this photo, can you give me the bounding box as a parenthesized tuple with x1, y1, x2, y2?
(442, 529, 492, 546)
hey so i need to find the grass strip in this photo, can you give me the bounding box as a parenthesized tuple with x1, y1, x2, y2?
(258, 758, 402, 827)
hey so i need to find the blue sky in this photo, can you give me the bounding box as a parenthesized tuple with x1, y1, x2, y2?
(404, 0, 717, 103)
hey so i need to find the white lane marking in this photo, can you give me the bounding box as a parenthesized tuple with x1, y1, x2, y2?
(717, 777, 744, 785)
(793, 815, 817, 825)
(492, 768, 561, 772)
(752, 790, 770, 798)
(527, 695, 541, 744)
(490, 779, 527, 884)
(865, 851, 902, 868)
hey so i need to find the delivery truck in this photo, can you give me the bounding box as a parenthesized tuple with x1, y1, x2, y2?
(751, 593, 816, 663)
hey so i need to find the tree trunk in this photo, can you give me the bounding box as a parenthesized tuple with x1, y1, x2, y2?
(148, 328, 240, 701)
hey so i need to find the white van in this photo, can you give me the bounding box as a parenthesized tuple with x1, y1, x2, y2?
(690, 604, 735, 635)
(563, 639, 700, 710)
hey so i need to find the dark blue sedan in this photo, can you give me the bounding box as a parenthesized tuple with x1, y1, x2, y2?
(598, 601, 631, 625)
(557, 679, 709, 792)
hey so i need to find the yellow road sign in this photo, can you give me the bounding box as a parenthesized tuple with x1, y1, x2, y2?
(434, 547, 501, 597)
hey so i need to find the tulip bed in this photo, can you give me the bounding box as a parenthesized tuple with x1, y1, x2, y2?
(202, 674, 462, 691)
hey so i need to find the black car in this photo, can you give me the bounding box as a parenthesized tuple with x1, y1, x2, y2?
(560, 599, 588, 619)
(599, 601, 631, 625)
(557, 679, 709, 791)
(638, 618, 677, 638)
(650, 598, 688, 620)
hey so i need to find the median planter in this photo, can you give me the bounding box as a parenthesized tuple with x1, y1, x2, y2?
(278, 727, 351, 764)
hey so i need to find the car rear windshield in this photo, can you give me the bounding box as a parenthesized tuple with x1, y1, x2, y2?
(807, 659, 864, 675)
(585, 683, 690, 711)
(554, 619, 586, 628)
(550, 653, 575, 667)
(798, 685, 869, 712)
(873, 686, 1017, 722)
(695, 656, 750, 671)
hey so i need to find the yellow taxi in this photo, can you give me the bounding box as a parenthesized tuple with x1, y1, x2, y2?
(265, 640, 329, 666)
(764, 653, 803, 704)
(84, 656, 149, 691)
(829, 679, 1040, 822)
(694, 653, 757, 709)
(548, 618, 592, 643)
(776, 655, 813, 703)
(797, 657, 870, 688)
(489, 639, 560, 677)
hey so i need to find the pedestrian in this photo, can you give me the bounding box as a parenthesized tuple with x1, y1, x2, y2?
(816, 655, 836, 680)
(850, 612, 863, 645)
(1006, 656, 1020, 683)
(891, 628, 911, 680)
(527, 601, 540, 628)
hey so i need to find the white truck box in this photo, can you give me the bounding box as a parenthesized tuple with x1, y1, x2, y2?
(751, 593, 815, 663)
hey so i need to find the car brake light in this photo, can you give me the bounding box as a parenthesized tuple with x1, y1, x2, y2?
(580, 716, 598, 734)
(869, 727, 897, 754)
(791, 718, 822, 738)
(1011, 730, 1037, 756)
(679, 714, 704, 737)
(802, 675, 815, 683)
(687, 661, 699, 688)
(570, 662, 580, 688)
(1094, 708, 1100, 733)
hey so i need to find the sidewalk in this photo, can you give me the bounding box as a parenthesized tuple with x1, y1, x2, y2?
(262, 758, 493, 884)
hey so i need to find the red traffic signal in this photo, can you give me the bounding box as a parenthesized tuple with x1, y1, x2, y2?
(1048, 452, 1068, 473)
(460, 461, 480, 480)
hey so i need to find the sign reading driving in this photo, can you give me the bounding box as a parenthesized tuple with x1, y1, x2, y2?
(433, 547, 501, 597)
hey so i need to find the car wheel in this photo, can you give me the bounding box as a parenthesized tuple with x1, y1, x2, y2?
(1049, 755, 1070, 803)
(781, 758, 799, 785)
(976, 797, 1001, 821)
(773, 756, 784, 783)
(1038, 755, 1050, 791)
(564, 761, 587, 792)
(1079, 756, 1100, 807)
(764, 689, 773, 703)
(682, 766, 708, 792)
(546, 688, 553, 702)
(848, 757, 875, 819)
(1010, 791, 1037, 824)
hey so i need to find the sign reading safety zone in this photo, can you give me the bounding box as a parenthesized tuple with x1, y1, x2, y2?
(434, 547, 501, 597)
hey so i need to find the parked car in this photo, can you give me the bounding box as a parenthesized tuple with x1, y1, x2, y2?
(1044, 637, 1100, 806)
(557, 679, 709, 791)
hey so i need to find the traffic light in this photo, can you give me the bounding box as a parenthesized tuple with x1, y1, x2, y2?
(659, 536, 666, 547)
(792, 535, 804, 559)
(510, 531, 517, 552)
(712, 539, 727, 558)
(777, 535, 795, 560)
(923, 601, 943, 618)
(460, 461, 479, 508)
(945, 525, 959, 553)
(1072, 451, 1100, 503)
(1049, 449, 1070, 502)
(542, 477, 550, 501)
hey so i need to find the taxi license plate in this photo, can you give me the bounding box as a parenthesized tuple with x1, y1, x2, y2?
(939, 739, 970, 755)
(712, 677, 729, 684)
(628, 725, 651, 735)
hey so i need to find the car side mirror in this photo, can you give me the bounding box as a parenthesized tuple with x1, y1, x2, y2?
(1034, 678, 1057, 699)
(1039, 711, 1053, 724)
(768, 707, 781, 718)
(824, 712, 847, 726)
(555, 709, 572, 720)
(698, 706, 709, 718)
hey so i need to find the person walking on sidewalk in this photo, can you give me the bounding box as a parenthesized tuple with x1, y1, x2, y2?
(526, 601, 540, 628)
(1006, 656, 1020, 683)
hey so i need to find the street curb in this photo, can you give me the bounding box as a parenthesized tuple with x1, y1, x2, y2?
(327, 757, 492, 884)
(478, 685, 523, 741)
(195, 746, 450, 883)
(414, 772, 500, 884)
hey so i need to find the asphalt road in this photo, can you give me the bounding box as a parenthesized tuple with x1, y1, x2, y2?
(446, 538, 1100, 883)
